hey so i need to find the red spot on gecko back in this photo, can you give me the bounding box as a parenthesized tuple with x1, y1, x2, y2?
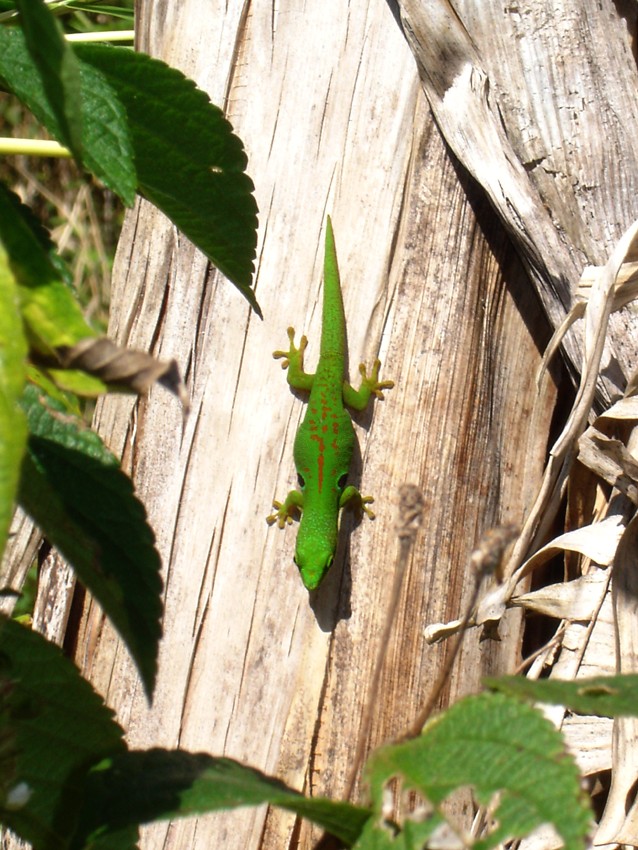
(310, 434, 325, 491)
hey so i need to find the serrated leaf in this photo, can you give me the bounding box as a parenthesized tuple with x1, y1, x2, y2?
(0, 615, 126, 850)
(0, 243, 28, 561)
(487, 674, 638, 718)
(73, 749, 369, 849)
(0, 187, 188, 402)
(17, 385, 162, 697)
(0, 27, 135, 203)
(14, 0, 83, 157)
(0, 184, 96, 357)
(365, 693, 591, 850)
(0, 29, 258, 309)
(74, 44, 259, 309)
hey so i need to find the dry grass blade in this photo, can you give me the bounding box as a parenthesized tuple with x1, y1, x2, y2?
(483, 221, 638, 849)
(471, 218, 638, 630)
(596, 449, 638, 843)
(538, 259, 638, 390)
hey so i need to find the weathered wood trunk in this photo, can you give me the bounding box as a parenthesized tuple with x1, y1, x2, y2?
(5, 1, 638, 848)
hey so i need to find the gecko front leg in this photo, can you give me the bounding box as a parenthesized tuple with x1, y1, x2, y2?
(340, 486, 376, 520)
(266, 489, 304, 528)
(343, 359, 394, 410)
(273, 327, 313, 392)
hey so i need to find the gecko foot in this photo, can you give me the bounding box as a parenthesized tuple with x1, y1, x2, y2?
(358, 360, 394, 399)
(273, 327, 308, 370)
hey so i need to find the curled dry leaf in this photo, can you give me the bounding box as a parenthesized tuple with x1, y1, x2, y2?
(55, 337, 190, 411)
(427, 219, 638, 642)
(578, 260, 638, 312)
(599, 396, 638, 420)
(512, 569, 609, 621)
(475, 218, 638, 629)
(578, 428, 638, 505)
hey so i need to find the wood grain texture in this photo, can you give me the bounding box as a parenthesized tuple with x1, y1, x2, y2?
(397, 0, 638, 405)
(11, 1, 638, 848)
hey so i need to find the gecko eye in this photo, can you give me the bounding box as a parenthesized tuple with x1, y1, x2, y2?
(337, 473, 348, 491)
(297, 473, 305, 489)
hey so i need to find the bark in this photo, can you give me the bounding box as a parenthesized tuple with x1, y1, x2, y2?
(5, 1, 638, 848)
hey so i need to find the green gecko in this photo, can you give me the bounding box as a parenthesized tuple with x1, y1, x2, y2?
(266, 216, 393, 590)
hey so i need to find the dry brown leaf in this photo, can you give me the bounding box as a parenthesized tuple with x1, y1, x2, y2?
(523, 517, 624, 574)
(599, 396, 638, 420)
(578, 260, 638, 312)
(516, 822, 566, 850)
(424, 220, 638, 689)
(469, 219, 638, 632)
(578, 429, 638, 505)
(56, 337, 190, 411)
(512, 570, 610, 621)
(596, 512, 638, 844)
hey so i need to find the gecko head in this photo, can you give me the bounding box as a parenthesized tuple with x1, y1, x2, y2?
(294, 543, 334, 591)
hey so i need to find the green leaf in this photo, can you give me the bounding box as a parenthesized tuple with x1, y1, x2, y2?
(365, 693, 591, 850)
(13, 0, 83, 157)
(0, 615, 126, 850)
(26, 365, 83, 416)
(0, 184, 96, 357)
(0, 27, 136, 203)
(38, 367, 108, 397)
(17, 385, 163, 698)
(0, 243, 28, 562)
(486, 673, 638, 718)
(75, 44, 260, 310)
(9, 562, 38, 621)
(73, 749, 370, 849)
(353, 814, 435, 850)
(0, 29, 258, 310)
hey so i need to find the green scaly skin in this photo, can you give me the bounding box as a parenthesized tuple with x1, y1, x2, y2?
(267, 216, 393, 590)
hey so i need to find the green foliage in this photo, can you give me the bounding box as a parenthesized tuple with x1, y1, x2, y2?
(0, 171, 164, 692)
(18, 384, 162, 695)
(0, 1, 135, 28)
(12, 670, 636, 849)
(75, 44, 259, 300)
(0, 1, 258, 841)
(13, 0, 84, 158)
(49, 1, 135, 32)
(73, 750, 370, 848)
(0, 3, 631, 850)
(364, 692, 591, 850)
(0, 184, 95, 356)
(0, 0, 258, 694)
(487, 673, 638, 717)
(0, 25, 135, 203)
(0, 616, 125, 850)
(0, 244, 27, 557)
(0, 1, 258, 303)
(8, 561, 37, 621)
